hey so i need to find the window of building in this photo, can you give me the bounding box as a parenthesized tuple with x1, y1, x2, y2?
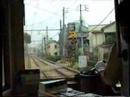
(105, 33, 116, 44)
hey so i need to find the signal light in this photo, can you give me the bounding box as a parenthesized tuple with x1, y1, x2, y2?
(68, 31, 77, 39)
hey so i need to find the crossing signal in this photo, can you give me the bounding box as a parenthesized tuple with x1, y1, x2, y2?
(68, 31, 77, 39)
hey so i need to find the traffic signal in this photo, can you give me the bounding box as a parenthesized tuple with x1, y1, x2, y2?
(67, 31, 77, 59)
(68, 31, 77, 39)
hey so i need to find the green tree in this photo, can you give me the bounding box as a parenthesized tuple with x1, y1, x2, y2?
(106, 35, 114, 44)
(24, 33, 31, 44)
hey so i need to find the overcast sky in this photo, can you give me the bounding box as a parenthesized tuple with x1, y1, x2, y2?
(24, 0, 115, 45)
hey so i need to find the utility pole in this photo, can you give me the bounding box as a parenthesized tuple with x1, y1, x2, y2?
(63, 7, 65, 30)
(45, 26, 48, 56)
(79, 4, 84, 55)
(62, 7, 65, 58)
(44, 37, 47, 56)
(28, 31, 32, 68)
(46, 26, 48, 44)
(78, 4, 88, 71)
(42, 37, 44, 56)
(59, 20, 63, 57)
(79, 4, 88, 55)
(60, 20, 62, 32)
(80, 4, 83, 31)
(62, 7, 69, 59)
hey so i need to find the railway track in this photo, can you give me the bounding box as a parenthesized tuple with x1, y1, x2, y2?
(30, 55, 79, 79)
(39, 57, 80, 74)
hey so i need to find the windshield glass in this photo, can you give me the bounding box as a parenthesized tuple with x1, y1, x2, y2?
(24, 0, 115, 80)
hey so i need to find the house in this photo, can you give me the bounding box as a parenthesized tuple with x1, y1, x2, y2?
(47, 40, 60, 56)
(88, 24, 107, 57)
(102, 21, 116, 44)
(87, 22, 116, 60)
(98, 22, 116, 60)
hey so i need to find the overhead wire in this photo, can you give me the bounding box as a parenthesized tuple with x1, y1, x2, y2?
(50, 31, 60, 38)
(25, 0, 79, 26)
(24, 2, 62, 26)
(89, 8, 114, 33)
(25, 0, 114, 41)
(25, 0, 89, 40)
(25, 3, 61, 16)
(25, 0, 84, 27)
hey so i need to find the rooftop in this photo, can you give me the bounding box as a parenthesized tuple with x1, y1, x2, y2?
(88, 24, 107, 32)
(101, 21, 116, 30)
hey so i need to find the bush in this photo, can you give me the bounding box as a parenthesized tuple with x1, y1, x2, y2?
(46, 55, 61, 62)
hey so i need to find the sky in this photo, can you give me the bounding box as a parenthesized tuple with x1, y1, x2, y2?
(24, 0, 115, 46)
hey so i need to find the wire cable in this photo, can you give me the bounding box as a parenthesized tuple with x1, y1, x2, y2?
(89, 8, 114, 32)
(25, 3, 61, 17)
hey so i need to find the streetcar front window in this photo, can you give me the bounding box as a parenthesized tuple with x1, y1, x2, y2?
(24, 0, 116, 80)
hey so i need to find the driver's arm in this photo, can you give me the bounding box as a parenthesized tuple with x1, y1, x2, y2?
(101, 44, 122, 86)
